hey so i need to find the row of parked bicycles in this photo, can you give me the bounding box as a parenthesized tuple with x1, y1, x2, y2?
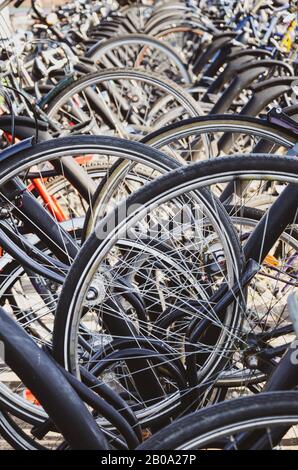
(0, 0, 298, 451)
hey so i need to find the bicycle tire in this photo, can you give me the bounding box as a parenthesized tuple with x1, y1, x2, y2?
(0, 307, 108, 450)
(138, 391, 298, 449)
(87, 34, 191, 84)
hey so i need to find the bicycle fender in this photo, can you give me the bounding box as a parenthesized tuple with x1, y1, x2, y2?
(241, 77, 298, 116)
(0, 115, 50, 141)
(0, 137, 35, 164)
(38, 74, 76, 109)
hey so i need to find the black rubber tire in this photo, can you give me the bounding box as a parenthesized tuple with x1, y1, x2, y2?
(0, 135, 180, 182)
(86, 33, 191, 84)
(46, 69, 200, 122)
(138, 391, 298, 449)
(0, 307, 108, 450)
(142, 115, 297, 151)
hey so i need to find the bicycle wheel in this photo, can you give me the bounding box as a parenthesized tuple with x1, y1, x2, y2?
(53, 157, 246, 424)
(83, 115, 296, 238)
(46, 69, 201, 138)
(0, 135, 179, 440)
(87, 34, 191, 84)
(53, 154, 298, 423)
(138, 391, 298, 450)
(142, 115, 296, 160)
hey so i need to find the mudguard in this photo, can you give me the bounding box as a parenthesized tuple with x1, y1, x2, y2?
(0, 137, 34, 164)
(228, 48, 272, 62)
(38, 74, 75, 109)
(210, 64, 268, 114)
(241, 76, 298, 116)
(192, 31, 238, 75)
(206, 49, 273, 95)
(0, 115, 50, 141)
(210, 61, 294, 114)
